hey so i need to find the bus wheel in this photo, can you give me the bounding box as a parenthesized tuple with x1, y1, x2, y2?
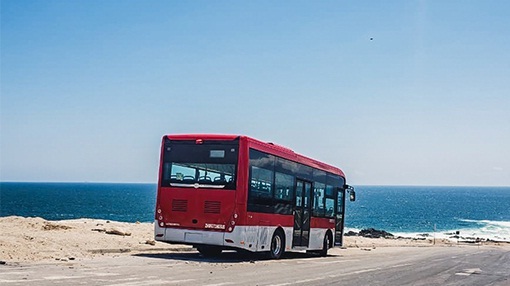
(319, 234, 331, 257)
(270, 230, 285, 259)
(197, 246, 222, 257)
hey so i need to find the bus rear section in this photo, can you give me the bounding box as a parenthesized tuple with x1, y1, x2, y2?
(154, 135, 241, 256)
(155, 134, 356, 258)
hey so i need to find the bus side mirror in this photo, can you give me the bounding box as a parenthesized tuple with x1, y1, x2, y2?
(349, 190, 356, 201)
(345, 185, 356, 201)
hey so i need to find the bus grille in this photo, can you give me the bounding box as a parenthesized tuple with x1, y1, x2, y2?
(204, 201, 221, 214)
(172, 199, 188, 212)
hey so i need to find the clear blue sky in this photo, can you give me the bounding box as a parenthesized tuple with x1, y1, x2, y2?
(1, 0, 509, 186)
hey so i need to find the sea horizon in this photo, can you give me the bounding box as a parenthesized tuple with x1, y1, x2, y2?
(2, 182, 509, 241)
(2, 181, 509, 188)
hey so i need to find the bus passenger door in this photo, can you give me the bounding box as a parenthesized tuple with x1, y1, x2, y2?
(293, 180, 311, 247)
(334, 188, 345, 246)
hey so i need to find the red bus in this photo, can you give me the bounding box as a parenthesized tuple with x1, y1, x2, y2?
(155, 134, 355, 258)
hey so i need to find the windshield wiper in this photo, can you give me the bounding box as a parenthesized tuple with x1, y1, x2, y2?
(170, 183, 225, 189)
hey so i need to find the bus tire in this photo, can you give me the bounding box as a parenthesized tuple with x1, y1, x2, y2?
(319, 233, 331, 257)
(197, 246, 222, 257)
(270, 229, 285, 259)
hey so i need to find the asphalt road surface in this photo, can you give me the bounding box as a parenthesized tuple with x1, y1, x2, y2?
(1, 246, 509, 285)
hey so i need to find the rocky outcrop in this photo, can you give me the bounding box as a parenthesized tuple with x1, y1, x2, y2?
(345, 228, 394, 238)
(345, 231, 358, 236)
(359, 228, 394, 238)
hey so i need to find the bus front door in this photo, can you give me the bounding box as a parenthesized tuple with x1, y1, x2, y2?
(293, 180, 311, 247)
(334, 188, 345, 246)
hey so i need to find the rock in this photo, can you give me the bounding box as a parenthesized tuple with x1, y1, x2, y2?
(105, 228, 131, 236)
(92, 228, 131, 236)
(344, 231, 358, 236)
(359, 228, 394, 239)
(43, 222, 72, 231)
(145, 240, 156, 245)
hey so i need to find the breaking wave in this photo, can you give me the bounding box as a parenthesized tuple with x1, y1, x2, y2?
(346, 219, 510, 242)
(450, 219, 510, 241)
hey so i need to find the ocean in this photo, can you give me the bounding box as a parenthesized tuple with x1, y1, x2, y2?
(0, 183, 156, 223)
(345, 186, 510, 241)
(1, 183, 509, 241)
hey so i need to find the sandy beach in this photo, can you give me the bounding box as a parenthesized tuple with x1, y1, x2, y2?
(1, 216, 508, 263)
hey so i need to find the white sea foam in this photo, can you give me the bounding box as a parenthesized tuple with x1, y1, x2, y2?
(346, 219, 510, 242)
(458, 218, 510, 228)
(451, 219, 510, 241)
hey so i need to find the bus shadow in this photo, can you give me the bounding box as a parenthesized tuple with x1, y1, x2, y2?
(134, 250, 338, 264)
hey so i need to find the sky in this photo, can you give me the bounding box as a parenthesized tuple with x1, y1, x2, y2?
(1, 0, 509, 186)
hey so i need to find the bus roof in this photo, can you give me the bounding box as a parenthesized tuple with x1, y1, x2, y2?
(164, 134, 345, 177)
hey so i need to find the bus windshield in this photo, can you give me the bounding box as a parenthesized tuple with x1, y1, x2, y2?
(161, 140, 238, 190)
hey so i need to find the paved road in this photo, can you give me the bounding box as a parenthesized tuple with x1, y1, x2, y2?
(1, 246, 509, 285)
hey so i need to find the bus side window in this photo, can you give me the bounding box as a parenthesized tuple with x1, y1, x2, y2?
(325, 198, 335, 217)
(313, 182, 325, 217)
(250, 166, 273, 199)
(275, 172, 293, 201)
(324, 184, 336, 218)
